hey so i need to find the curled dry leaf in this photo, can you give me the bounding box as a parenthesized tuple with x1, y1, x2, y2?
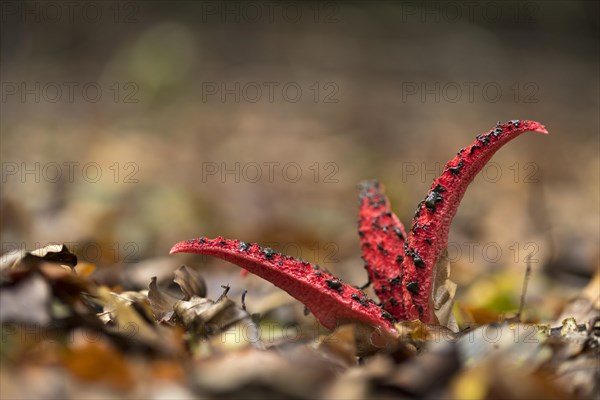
(174, 292, 262, 351)
(541, 272, 600, 397)
(144, 264, 259, 352)
(95, 287, 176, 354)
(554, 269, 600, 325)
(1, 244, 77, 281)
(147, 265, 207, 322)
(148, 276, 179, 322)
(544, 317, 600, 397)
(429, 250, 458, 331)
(0, 244, 90, 326)
(173, 264, 207, 299)
(97, 290, 149, 324)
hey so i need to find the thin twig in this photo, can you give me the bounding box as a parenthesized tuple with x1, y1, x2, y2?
(217, 284, 230, 302)
(357, 276, 371, 290)
(241, 289, 248, 311)
(515, 253, 533, 321)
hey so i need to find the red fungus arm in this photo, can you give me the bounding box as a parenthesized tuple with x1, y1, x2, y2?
(403, 120, 548, 322)
(358, 180, 414, 321)
(170, 237, 397, 334)
(170, 120, 547, 329)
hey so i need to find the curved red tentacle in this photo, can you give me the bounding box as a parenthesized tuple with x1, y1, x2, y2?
(403, 120, 548, 322)
(170, 237, 397, 334)
(358, 180, 414, 320)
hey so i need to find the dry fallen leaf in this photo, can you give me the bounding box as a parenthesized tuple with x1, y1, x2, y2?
(147, 276, 179, 322)
(1, 244, 77, 278)
(318, 324, 357, 367)
(173, 264, 206, 299)
(0, 273, 52, 325)
(60, 335, 133, 391)
(174, 292, 263, 352)
(430, 249, 458, 332)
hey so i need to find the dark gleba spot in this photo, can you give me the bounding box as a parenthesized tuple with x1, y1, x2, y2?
(326, 279, 343, 293)
(425, 191, 443, 211)
(477, 134, 490, 145)
(262, 247, 275, 259)
(413, 202, 423, 219)
(425, 184, 446, 211)
(411, 222, 428, 234)
(448, 159, 464, 175)
(390, 276, 402, 286)
(394, 227, 404, 241)
(238, 241, 250, 252)
(381, 310, 394, 322)
(351, 293, 369, 307)
(377, 242, 388, 255)
(407, 281, 419, 295)
(408, 248, 425, 269)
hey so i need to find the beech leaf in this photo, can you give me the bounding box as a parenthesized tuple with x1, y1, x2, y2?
(173, 264, 207, 299)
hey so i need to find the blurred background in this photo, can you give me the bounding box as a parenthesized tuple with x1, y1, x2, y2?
(1, 1, 598, 319)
